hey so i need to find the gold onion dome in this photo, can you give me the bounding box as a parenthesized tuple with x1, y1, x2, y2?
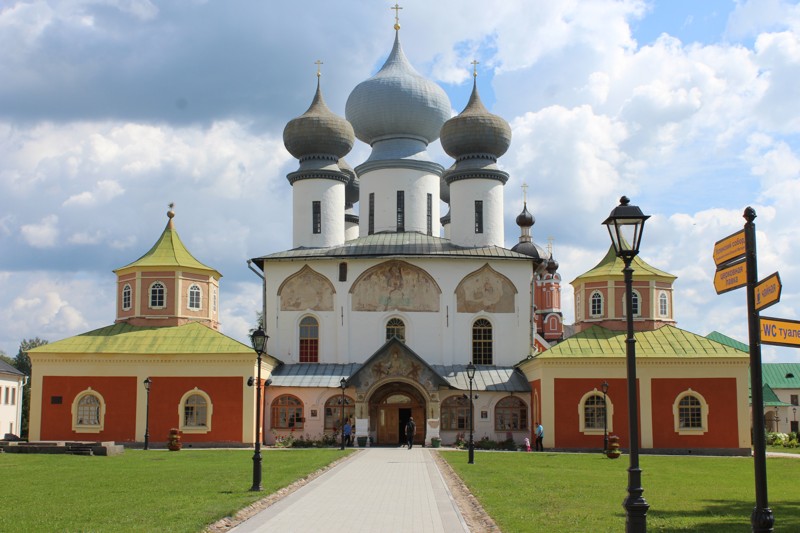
(440, 78, 511, 159)
(283, 79, 355, 160)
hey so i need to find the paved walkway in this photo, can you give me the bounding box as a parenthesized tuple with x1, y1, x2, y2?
(231, 447, 469, 533)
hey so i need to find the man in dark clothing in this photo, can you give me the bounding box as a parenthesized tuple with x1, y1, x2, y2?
(405, 416, 416, 449)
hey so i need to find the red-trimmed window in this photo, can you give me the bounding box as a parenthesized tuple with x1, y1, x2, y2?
(299, 316, 319, 363)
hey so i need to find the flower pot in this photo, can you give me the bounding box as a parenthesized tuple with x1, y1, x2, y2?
(606, 434, 620, 459)
(431, 438, 441, 448)
(168, 428, 182, 451)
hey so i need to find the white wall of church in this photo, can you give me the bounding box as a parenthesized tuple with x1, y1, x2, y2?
(264, 257, 533, 366)
(357, 167, 440, 235)
(292, 179, 345, 248)
(448, 179, 505, 248)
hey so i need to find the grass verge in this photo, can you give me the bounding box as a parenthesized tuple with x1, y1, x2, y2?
(441, 451, 800, 532)
(0, 448, 353, 533)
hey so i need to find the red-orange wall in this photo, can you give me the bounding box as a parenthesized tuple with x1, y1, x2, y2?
(651, 378, 739, 448)
(41, 376, 137, 441)
(40, 375, 244, 444)
(148, 377, 243, 444)
(553, 378, 635, 449)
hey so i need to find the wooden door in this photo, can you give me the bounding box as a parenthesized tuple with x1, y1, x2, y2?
(378, 407, 400, 444)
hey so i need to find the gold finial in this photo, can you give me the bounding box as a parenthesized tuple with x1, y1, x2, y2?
(521, 182, 528, 204)
(168, 202, 175, 218)
(315, 60, 323, 78)
(471, 59, 479, 78)
(391, 3, 402, 30)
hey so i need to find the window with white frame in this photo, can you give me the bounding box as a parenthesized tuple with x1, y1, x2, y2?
(579, 390, 614, 433)
(386, 317, 406, 342)
(659, 292, 669, 316)
(179, 389, 213, 433)
(188, 284, 201, 310)
(622, 290, 641, 317)
(673, 390, 708, 434)
(590, 291, 603, 317)
(122, 284, 132, 310)
(149, 281, 166, 309)
(72, 389, 105, 433)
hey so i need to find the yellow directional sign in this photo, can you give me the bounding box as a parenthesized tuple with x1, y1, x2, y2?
(713, 230, 746, 267)
(761, 316, 800, 348)
(755, 272, 782, 312)
(713, 259, 747, 295)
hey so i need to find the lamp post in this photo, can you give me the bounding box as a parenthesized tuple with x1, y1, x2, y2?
(143, 377, 152, 450)
(601, 380, 609, 454)
(340, 377, 347, 451)
(466, 362, 476, 464)
(603, 196, 650, 533)
(250, 327, 268, 492)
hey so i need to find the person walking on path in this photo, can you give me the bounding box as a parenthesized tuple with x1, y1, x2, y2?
(343, 420, 352, 447)
(534, 422, 544, 451)
(405, 416, 416, 449)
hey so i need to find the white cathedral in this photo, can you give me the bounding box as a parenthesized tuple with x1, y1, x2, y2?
(253, 23, 562, 446)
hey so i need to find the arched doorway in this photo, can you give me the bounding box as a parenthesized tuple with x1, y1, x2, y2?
(369, 382, 426, 446)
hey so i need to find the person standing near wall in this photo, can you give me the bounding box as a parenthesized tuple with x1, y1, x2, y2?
(535, 421, 544, 451)
(405, 416, 416, 449)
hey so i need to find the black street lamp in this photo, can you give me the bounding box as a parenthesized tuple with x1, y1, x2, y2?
(601, 380, 609, 454)
(466, 362, 476, 465)
(340, 377, 347, 451)
(603, 196, 650, 533)
(143, 377, 152, 451)
(250, 327, 268, 492)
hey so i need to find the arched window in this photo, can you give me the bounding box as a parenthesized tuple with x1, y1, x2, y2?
(324, 395, 354, 430)
(623, 290, 641, 317)
(590, 291, 603, 317)
(212, 289, 217, 312)
(659, 292, 669, 316)
(584, 394, 606, 429)
(495, 396, 527, 431)
(122, 284, 132, 310)
(77, 394, 100, 426)
(72, 389, 105, 433)
(441, 395, 470, 431)
(188, 284, 201, 310)
(472, 318, 493, 365)
(271, 395, 304, 429)
(149, 281, 166, 309)
(178, 389, 213, 433)
(386, 318, 405, 342)
(672, 390, 708, 434)
(299, 316, 319, 363)
(579, 389, 614, 433)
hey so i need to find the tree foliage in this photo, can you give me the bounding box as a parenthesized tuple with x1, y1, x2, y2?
(15, 337, 48, 439)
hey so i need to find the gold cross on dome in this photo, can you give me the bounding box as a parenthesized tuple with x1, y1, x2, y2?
(547, 236, 555, 255)
(521, 182, 528, 203)
(471, 59, 479, 78)
(315, 60, 323, 78)
(391, 3, 402, 30)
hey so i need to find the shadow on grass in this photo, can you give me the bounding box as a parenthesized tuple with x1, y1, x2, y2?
(654, 499, 800, 532)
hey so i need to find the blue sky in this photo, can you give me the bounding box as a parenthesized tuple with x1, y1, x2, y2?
(1, 0, 800, 363)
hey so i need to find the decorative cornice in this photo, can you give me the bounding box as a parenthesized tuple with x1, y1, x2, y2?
(444, 169, 509, 185)
(287, 169, 351, 185)
(355, 159, 444, 176)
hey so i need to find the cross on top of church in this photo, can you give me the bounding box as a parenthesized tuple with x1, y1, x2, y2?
(391, 3, 402, 30)
(315, 60, 323, 78)
(471, 59, 479, 78)
(547, 236, 554, 255)
(521, 182, 528, 203)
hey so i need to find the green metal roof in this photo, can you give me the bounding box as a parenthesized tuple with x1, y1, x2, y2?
(28, 322, 254, 356)
(115, 216, 220, 277)
(761, 363, 800, 389)
(753, 383, 792, 406)
(253, 231, 532, 264)
(706, 331, 749, 352)
(571, 245, 676, 284)
(537, 325, 749, 359)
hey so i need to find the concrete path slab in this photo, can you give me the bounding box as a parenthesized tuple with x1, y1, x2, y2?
(231, 447, 469, 533)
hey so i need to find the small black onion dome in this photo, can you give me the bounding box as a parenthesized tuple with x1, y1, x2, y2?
(516, 202, 534, 228)
(511, 241, 548, 264)
(440, 79, 511, 159)
(283, 80, 355, 160)
(546, 257, 559, 273)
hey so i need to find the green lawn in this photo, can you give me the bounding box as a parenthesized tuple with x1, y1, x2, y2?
(441, 451, 800, 532)
(0, 449, 352, 533)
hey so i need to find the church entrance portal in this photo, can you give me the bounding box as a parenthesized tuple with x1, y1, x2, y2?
(369, 382, 426, 446)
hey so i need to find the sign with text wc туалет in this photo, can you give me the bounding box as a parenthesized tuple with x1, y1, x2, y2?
(760, 316, 800, 348)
